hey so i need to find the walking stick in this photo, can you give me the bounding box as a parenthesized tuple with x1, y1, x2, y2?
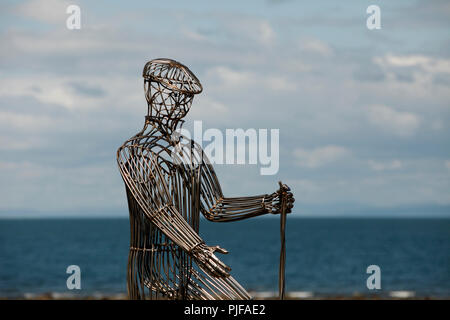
(278, 181, 287, 300)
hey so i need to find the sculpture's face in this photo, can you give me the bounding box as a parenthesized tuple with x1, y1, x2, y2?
(142, 59, 202, 123)
(145, 80, 194, 121)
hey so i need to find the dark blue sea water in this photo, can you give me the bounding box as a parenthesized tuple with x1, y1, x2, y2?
(0, 217, 449, 298)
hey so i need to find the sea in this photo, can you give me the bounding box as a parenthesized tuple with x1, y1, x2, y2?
(0, 217, 449, 298)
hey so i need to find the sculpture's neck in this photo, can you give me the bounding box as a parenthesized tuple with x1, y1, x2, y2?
(138, 116, 184, 143)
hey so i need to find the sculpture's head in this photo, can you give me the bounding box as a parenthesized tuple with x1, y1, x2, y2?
(142, 58, 202, 127)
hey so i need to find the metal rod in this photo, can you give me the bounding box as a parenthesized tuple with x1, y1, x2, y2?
(278, 181, 287, 300)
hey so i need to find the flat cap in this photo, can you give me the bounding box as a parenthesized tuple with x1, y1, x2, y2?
(143, 58, 202, 94)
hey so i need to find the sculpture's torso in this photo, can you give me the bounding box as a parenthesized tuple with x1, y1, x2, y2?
(119, 128, 204, 299)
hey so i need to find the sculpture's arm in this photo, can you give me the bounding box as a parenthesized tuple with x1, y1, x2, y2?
(117, 145, 230, 278)
(200, 163, 294, 222)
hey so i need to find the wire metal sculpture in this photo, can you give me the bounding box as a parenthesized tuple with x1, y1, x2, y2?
(117, 58, 295, 300)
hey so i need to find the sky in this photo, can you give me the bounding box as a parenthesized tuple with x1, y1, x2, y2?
(0, 0, 449, 218)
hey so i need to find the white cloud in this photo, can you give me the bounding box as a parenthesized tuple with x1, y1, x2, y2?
(4, 28, 145, 56)
(0, 135, 45, 151)
(367, 105, 420, 137)
(445, 160, 450, 170)
(284, 178, 320, 204)
(379, 54, 429, 68)
(266, 76, 296, 91)
(300, 38, 333, 57)
(294, 145, 349, 168)
(0, 111, 53, 129)
(0, 161, 43, 179)
(15, 0, 72, 24)
(223, 19, 275, 46)
(431, 120, 443, 131)
(188, 96, 229, 121)
(375, 54, 450, 74)
(368, 159, 403, 171)
(206, 66, 295, 92)
(181, 29, 208, 42)
(209, 66, 252, 88)
(258, 21, 276, 45)
(0, 77, 82, 110)
(0, 160, 123, 211)
(0, 75, 139, 111)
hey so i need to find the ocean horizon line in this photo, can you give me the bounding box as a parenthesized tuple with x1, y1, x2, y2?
(2, 203, 449, 219)
(1, 215, 450, 220)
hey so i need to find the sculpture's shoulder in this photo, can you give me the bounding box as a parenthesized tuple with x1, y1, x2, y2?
(116, 130, 212, 174)
(118, 132, 168, 155)
(117, 132, 175, 175)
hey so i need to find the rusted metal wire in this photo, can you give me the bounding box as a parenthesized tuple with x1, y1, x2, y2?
(278, 181, 288, 300)
(116, 58, 295, 300)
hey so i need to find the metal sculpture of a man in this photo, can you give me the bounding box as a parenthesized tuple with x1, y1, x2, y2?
(117, 58, 294, 300)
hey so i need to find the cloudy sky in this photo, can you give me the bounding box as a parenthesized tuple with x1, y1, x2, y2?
(0, 0, 449, 217)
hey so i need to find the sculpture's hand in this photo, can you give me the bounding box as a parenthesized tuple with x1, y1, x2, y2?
(267, 183, 295, 214)
(191, 243, 231, 278)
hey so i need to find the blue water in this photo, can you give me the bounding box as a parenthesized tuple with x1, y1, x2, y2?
(0, 218, 449, 298)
